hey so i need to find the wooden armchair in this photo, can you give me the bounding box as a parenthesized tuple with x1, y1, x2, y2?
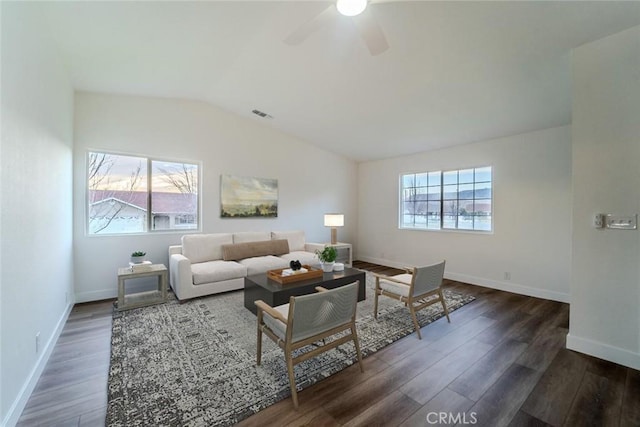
(255, 281, 364, 408)
(373, 260, 449, 339)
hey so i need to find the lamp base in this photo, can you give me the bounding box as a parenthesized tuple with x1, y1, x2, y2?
(330, 228, 338, 245)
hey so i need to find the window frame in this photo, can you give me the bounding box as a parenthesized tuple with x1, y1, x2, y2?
(85, 150, 202, 236)
(399, 166, 493, 233)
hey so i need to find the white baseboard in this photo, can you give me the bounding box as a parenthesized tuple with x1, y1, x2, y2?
(357, 256, 570, 303)
(2, 302, 74, 427)
(566, 333, 640, 371)
(75, 289, 116, 303)
(358, 256, 409, 271)
(446, 272, 570, 303)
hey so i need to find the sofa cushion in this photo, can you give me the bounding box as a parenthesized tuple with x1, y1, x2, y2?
(378, 274, 412, 297)
(222, 239, 289, 261)
(239, 255, 289, 275)
(233, 231, 271, 243)
(182, 233, 233, 264)
(280, 251, 318, 267)
(263, 303, 289, 340)
(271, 230, 306, 252)
(191, 260, 247, 285)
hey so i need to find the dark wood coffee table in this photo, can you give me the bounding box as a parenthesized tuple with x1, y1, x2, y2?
(244, 267, 366, 315)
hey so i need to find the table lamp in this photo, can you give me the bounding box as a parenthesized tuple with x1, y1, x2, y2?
(324, 213, 344, 245)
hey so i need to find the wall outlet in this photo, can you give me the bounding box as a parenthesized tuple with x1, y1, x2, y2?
(504, 272, 511, 280)
(35, 332, 40, 353)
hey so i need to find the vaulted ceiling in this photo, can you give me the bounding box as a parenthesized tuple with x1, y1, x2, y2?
(34, 1, 640, 161)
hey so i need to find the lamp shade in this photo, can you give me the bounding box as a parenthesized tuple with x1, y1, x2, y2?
(336, 0, 367, 16)
(324, 214, 344, 227)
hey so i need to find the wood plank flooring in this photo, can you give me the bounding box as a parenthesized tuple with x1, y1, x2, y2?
(17, 301, 113, 426)
(17, 261, 640, 426)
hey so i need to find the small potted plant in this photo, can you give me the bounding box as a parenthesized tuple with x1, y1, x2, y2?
(130, 251, 146, 264)
(316, 246, 338, 273)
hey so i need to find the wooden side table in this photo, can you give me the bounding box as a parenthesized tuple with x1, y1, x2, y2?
(117, 264, 168, 311)
(306, 242, 353, 267)
(331, 242, 353, 267)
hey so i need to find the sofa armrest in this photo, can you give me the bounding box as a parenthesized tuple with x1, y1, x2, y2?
(169, 253, 192, 300)
(168, 245, 182, 256)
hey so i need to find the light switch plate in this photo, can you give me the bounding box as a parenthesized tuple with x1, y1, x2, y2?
(605, 214, 637, 230)
(593, 213, 604, 228)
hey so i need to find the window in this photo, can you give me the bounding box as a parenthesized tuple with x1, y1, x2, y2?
(87, 152, 199, 234)
(400, 166, 492, 232)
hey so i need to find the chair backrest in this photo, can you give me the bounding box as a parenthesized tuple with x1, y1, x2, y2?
(411, 261, 446, 297)
(287, 282, 359, 343)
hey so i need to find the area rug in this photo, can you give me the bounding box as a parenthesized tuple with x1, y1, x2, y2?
(106, 273, 474, 426)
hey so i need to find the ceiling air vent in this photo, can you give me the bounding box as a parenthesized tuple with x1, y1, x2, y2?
(251, 109, 273, 119)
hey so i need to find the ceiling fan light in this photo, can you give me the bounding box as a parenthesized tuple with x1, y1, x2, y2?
(336, 0, 367, 17)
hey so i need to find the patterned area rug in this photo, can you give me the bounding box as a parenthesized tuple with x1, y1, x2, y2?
(106, 273, 474, 426)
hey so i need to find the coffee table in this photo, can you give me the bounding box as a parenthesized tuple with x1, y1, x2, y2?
(244, 267, 366, 315)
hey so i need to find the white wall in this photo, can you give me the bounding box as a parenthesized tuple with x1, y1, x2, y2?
(0, 3, 75, 425)
(73, 92, 358, 302)
(358, 126, 572, 302)
(568, 26, 640, 370)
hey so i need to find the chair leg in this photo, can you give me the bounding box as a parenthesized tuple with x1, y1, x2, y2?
(409, 303, 422, 340)
(256, 312, 263, 365)
(374, 279, 380, 319)
(351, 325, 364, 373)
(256, 329, 262, 365)
(439, 289, 450, 323)
(285, 353, 299, 409)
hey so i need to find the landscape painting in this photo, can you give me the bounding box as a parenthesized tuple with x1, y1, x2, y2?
(220, 174, 278, 218)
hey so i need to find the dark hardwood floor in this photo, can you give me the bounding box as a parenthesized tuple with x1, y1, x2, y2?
(17, 261, 640, 426)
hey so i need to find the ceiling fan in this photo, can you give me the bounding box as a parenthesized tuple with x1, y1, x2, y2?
(284, 0, 391, 56)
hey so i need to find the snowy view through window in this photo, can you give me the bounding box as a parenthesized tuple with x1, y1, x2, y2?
(400, 166, 492, 232)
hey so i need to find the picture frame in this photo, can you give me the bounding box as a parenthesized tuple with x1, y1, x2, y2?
(220, 174, 278, 218)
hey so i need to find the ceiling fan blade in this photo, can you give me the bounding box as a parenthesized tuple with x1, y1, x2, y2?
(352, 7, 389, 56)
(284, 5, 338, 46)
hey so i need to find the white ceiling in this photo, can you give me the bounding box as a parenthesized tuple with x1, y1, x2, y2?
(35, 1, 640, 162)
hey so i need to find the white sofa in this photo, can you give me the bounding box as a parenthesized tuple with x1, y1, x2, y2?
(168, 230, 320, 301)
